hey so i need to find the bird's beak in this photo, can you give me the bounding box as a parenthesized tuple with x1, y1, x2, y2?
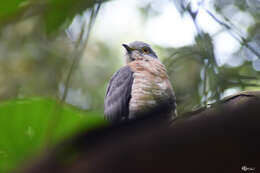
(122, 44, 133, 53)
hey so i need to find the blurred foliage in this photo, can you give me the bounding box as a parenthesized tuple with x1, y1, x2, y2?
(158, 0, 260, 113)
(163, 33, 259, 112)
(0, 0, 108, 33)
(0, 0, 113, 106)
(0, 0, 260, 172)
(0, 0, 109, 172)
(0, 97, 106, 173)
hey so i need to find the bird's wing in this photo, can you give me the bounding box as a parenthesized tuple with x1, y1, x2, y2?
(104, 66, 134, 122)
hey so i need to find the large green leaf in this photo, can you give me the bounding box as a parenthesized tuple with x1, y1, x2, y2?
(43, 0, 99, 34)
(0, 0, 109, 33)
(0, 97, 106, 173)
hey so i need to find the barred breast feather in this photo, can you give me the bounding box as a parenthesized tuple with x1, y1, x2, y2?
(128, 58, 176, 119)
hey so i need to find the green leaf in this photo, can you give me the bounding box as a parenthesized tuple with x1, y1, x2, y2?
(43, 0, 102, 34)
(0, 0, 108, 34)
(0, 97, 106, 173)
(0, 0, 25, 18)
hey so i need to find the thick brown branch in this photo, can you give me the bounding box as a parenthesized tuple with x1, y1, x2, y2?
(17, 91, 260, 173)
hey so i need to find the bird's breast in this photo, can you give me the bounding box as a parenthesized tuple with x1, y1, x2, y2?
(128, 59, 174, 117)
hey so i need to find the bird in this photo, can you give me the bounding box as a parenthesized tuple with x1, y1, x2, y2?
(104, 41, 176, 123)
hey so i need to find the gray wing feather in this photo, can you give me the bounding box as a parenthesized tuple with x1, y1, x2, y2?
(104, 66, 133, 122)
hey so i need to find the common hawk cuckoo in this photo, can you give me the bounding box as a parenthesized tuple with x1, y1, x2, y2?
(104, 41, 176, 122)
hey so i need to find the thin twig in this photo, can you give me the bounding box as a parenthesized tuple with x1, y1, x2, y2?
(62, 0, 102, 102)
(62, 6, 98, 101)
(202, 61, 210, 106)
(44, 1, 103, 146)
(203, 7, 260, 59)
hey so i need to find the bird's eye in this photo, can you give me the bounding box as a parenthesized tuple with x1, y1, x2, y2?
(142, 47, 150, 54)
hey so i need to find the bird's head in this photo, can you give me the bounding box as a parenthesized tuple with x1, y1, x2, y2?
(122, 41, 158, 63)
